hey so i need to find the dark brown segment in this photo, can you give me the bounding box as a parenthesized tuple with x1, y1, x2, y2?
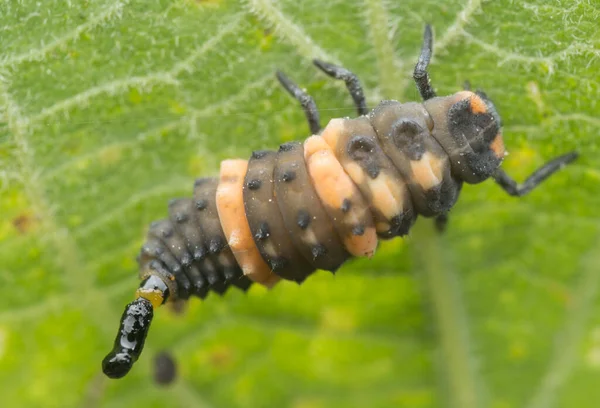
(166, 198, 212, 297)
(138, 237, 180, 280)
(369, 100, 462, 217)
(274, 142, 349, 271)
(168, 198, 207, 261)
(321, 116, 415, 238)
(185, 262, 210, 299)
(146, 220, 193, 299)
(139, 239, 190, 299)
(243, 149, 315, 282)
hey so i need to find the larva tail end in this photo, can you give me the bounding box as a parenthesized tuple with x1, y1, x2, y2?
(102, 296, 155, 379)
(102, 274, 171, 378)
(102, 349, 135, 379)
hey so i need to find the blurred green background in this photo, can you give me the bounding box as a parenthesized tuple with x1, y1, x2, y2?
(0, 0, 598, 407)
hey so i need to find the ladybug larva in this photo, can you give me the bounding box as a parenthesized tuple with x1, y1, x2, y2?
(102, 25, 578, 379)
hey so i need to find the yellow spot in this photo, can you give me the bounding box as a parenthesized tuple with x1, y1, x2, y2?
(168, 100, 187, 115)
(586, 347, 600, 369)
(182, 0, 222, 8)
(252, 27, 274, 51)
(136, 288, 164, 308)
(0, 327, 7, 360)
(502, 146, 537, 175)
(377, 236, 405, 255)
(584, 168, 600, 181)
(208, 344, 234, 368)
(187, 155, 208, 177)
(75, 157, 91, 171)
(491, 401, 512, 408)
(585, 327, 600, 369)
(499, 290, 516, 304)
(509, 341, 527, 360)
(392, 388, 433, 407)
(67, 214, 83, 228)
(99, 144, 123, 166)
(292, 398, 327, 408)
(128, 88, 142, 104)
(320, 308, 356, 332)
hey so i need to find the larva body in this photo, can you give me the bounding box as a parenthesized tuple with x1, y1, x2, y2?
(138, 92, 503, 301)
(102, 25, 577, 379)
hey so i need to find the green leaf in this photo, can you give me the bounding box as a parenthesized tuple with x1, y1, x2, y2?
(1, 0, 598, 407)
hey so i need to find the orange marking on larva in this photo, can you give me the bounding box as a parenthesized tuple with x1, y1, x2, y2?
(320, 118, 345, 146)
(454, 90, 486, 114)
(304, 135, 378, 258)
(344, 161, 367, 186)
(320, 119, 407, 233)
(215, 159, 279, 288)
(370, 176, 400, 219)
(410, 152, 443, 190)
(490, 132, 506, 159)
(469, 94, 487, 114)
(427, 153, 444, 180)
(304, 139, 354, 210)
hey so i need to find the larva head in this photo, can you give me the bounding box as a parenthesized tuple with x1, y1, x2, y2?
(424, 90, 506, 184)
(102, 275, 169, 379)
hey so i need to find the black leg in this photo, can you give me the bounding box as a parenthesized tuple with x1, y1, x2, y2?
(434, 213, 449, 233)
(493, 152, 578, 196)
(463, 80, 471, 91)
(413, 24, 436, 101)
(313, 59, 368, 116)
(276, 71, 321, 134)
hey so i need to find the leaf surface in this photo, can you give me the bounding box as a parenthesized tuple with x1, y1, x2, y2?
(0, 1, 598, 407)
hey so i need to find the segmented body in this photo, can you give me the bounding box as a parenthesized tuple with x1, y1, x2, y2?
(138, 92, 505, 301)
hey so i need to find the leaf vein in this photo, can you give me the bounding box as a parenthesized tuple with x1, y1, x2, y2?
(244, 0, 338, 62)
(0, 1, 130, 68)
(462, 31, 599, 74)
(31, 73, 179, 124)
(414, 224, 489, 408)
(168, 14, 245, 77)
(433, 0, 482, 54)
(525, 234, 600, 408)
(362, 0, 406, 99)
(73, 177, 192, 239)
(0, 78, 90, 292)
